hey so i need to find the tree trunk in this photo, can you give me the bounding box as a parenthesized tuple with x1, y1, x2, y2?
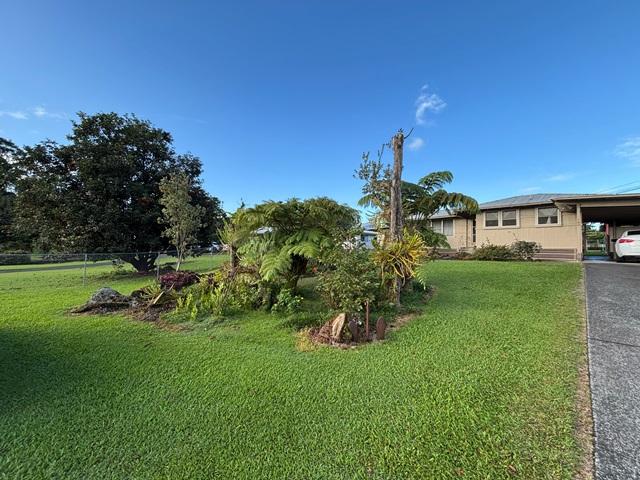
(389, 131, 404, 243)
(285, 254, 308, 292)
(389, 130, 405, 306)
(120, 252, 159, 273)
(229, 244, 239, 277)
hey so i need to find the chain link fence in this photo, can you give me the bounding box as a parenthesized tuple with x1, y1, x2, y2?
(0, 247, 227, 286)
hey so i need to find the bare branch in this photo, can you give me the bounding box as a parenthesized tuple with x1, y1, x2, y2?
(376, 143, 386, 162)
(403, 127, 414, 139)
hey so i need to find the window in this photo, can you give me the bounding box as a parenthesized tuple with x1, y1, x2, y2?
(537, 207, 559, 225)
(485, 211, 499, 227)
(502, 209, 517, 226)
(430, 219, 454, 236)
(443, 219, 453, 236)
(472, 219, 476, 243)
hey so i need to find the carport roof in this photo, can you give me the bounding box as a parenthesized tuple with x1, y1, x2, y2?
(550, 193, 640, 202)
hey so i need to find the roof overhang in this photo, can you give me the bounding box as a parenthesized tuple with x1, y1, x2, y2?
(551, 194, 640, 224)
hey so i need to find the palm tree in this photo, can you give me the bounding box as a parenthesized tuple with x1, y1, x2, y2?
(357, 163, 478, 241)
(402, 171, 478, 231)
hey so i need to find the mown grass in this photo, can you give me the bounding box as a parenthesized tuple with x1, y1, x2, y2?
(0, 261, 584, 479)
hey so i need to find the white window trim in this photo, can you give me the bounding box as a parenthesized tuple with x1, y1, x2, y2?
(483, 211, 500, 229)
(483, 209, 520, 229)
(431, 218, 456, 236)
(442, 218, 455, 237)
(500, 209, 520, 228)
(535, 206, 562, 227)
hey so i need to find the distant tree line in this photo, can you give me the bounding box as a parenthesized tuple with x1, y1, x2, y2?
(0, 112, 226, 271)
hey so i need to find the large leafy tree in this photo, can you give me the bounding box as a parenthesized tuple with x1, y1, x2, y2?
(0, 138, 22, 249)
(237, 197, 358, 291)
(14, 113, 225, 271)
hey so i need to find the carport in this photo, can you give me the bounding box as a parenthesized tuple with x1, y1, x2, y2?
(553, 194, 640, 259)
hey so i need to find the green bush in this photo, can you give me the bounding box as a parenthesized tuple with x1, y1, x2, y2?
(472, 241, 542, 261)
(281, 311, 326, 330)
(271, 288, 303, 315)
(472, 243, 514, 261)
(174, 273, 263, 321)
(510, 240, 541, 261)
(316, 245, 379, 314)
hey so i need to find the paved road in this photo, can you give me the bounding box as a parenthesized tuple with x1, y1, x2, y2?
(585, 262, 640, 479)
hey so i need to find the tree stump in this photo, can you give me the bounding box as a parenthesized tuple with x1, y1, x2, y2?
(376, 316, 386, 340)
(348, 318, 360, 343)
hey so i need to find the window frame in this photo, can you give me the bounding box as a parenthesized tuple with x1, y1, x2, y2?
(483, 209, 520, 229)
(484, 211, 500, 228)
(430, 218, 455, 236)
(501, 209, 519, 227)
(536, 206, 562, 227)
(442, 218, 454, 236)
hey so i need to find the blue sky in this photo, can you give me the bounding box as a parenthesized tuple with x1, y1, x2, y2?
(2, 1, 640, 213)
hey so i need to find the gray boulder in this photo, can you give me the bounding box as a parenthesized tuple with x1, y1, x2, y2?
(73, 287, 132, 313)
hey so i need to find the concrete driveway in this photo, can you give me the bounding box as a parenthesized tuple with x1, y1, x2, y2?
(585, 262, 640, 479)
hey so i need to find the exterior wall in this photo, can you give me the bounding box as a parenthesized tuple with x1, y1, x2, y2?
(444, 218, 474, 250)
(612, 224, 640, 239)
(475, 206, 580, 250)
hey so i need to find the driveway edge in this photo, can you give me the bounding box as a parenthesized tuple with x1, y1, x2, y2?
(576, 265, 595, 479)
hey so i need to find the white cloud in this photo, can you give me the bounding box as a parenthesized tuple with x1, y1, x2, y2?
(520, 186, 541, 193)
(0, 106, 66, 121)
(0, 110, 28, 120)
(407, 137, 425, 151)
(415, 84, 446, 125)
(546, 173, 575, 182)
(615, 136, 640, 165)
(32, 106, 66, 119)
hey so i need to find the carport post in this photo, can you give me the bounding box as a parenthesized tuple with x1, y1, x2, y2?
(576, 204, 583, 260)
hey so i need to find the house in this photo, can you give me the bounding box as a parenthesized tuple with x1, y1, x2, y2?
(360, 222, 378, 249)
(429, 193, 640, 260)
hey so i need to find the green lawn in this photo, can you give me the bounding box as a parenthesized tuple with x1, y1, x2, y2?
(0, 261, 585, 479)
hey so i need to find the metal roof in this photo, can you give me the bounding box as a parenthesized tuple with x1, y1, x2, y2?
(422, 192, 640, 219)
(478, 193, 582, 210)
(428, 210, 459, 219)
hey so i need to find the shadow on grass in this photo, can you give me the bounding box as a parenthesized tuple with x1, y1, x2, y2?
(0, 324, 149, 416)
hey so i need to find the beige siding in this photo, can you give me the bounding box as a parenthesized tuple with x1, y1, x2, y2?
(475, 207, 580, 249)
(444, 218, 474, 250)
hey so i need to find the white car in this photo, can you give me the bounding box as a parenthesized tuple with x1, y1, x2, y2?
(614, 230, 640, 262)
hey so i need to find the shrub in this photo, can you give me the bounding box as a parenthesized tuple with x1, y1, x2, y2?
(471, 243, 514, 261)
(282, 311, 327, 330)
(173, 272, 265, 321)
(175, 279, 228, 320)
(316, 245, 380, 314)
(371, 231, 429, 300)
(271, 288, 303, 315)
(472, 241, 542, 261)
(159, 271, 199, 290)
(510, 240, 541, 261)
